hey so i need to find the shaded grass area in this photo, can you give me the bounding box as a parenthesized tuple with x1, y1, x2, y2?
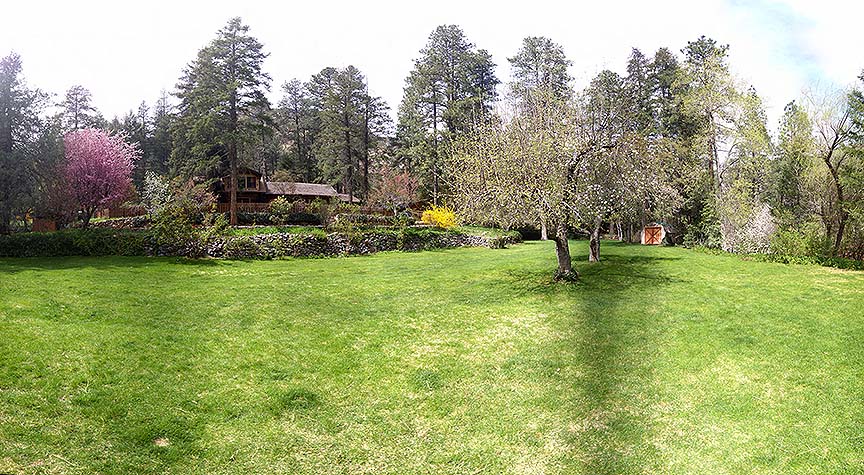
(1, 242, 863, 474)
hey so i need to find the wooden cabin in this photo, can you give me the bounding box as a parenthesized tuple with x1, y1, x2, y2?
(216, 167, 359, 213)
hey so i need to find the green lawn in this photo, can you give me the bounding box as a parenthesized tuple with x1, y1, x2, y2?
(1, 241, 863, 474)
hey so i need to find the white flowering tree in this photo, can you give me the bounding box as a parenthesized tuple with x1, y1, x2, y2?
(448, 86, 674, 279)
(141, 171, 171, 216)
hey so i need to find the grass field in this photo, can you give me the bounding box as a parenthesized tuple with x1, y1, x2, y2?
(1, 241, 864, 474)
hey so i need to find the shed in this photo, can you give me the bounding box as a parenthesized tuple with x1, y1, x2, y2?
(641, 223, 666, 245)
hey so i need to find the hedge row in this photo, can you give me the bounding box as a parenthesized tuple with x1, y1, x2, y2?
(690, 245, 864, 271)
(85, 212, 409, 229)
(208, 228, 520, 259)
(0, 227, 522, 259)
(0, 229, 151, 257)
(236, 211, 321, 226)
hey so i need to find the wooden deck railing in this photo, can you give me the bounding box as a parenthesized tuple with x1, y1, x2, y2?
(96, 206, 147, 218)
(216, 203, 273, 213)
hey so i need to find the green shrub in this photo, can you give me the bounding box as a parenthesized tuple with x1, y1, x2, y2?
(770, 222, 832, 258)
(269, 197, 293, 225)
(223, 236, 265, 260)
(0, 229, 149, 257)
(421, 205, 460, 229)
(151, 205, 196, 248)
(235, 211, 320, 226)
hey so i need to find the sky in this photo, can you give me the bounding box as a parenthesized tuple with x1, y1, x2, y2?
(3, 0, 863, 133)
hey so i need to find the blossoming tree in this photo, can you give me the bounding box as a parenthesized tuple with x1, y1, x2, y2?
(448, 88, 674, 279)
(62, 128, 138, 226)
(368, 164, 418, 215)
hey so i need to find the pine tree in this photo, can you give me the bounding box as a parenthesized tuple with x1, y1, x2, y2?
(0, 53, 50, 233)
(508, 36, 572, 106)
(361, 93, 392, 198)
(677, 36, 739, 191)
(397, 25, 498, 203)
(314, 66, 368, 201)
(623, 48, 654, 134)
(277, 79, 318, 181)
(149, 90, 173, 176)
(172, 17, 272, 225)
(59, 85, 104, 132)
(109, 101, 150, 187)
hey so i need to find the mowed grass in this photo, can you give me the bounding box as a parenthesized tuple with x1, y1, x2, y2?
(1, 241, 864, 474)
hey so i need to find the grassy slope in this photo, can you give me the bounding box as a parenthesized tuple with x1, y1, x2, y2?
(1, 242, 863, 474)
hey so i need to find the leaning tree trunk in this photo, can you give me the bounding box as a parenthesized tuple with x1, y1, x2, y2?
(589, 218, 602, 263)
(540, 219, 548, 241)
(553, 222, 576, 280)
(834, 211, 848, 257)
(830, 172, 847, 257)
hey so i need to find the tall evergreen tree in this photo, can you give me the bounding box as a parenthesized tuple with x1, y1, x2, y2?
(0, 53, 50, 233)
(623, 48, 655, 134)
(677, 36, 739, 191)
(172, 17, 272, 225)
(59, 85, 103, 132)
(774, 101, 814, 222)
(361, 93, 392, 198)
(311, 66, 389, 201)
(148, 90, 173, 177)
(508, 36, 572, 115)
(277, 79, 318, 181)
(315, 66, 366, 200)
(397, 25, 499, 203)
(651, 47, 690, 138)
(109, 101, 150, 187)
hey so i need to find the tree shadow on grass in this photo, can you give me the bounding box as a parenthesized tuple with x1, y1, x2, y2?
(516, 242, 682, 473)
(0, 256, 224, 275)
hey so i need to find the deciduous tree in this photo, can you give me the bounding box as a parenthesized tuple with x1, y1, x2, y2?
(368, 164, 418, 215)
(805, 88, 853, 255)
(61, 128, 138, 226)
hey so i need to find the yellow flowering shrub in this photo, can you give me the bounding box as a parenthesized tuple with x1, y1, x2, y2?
(421, 205, 460, 229)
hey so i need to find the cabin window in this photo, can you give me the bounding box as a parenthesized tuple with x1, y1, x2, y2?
(238, 175, 259, 190)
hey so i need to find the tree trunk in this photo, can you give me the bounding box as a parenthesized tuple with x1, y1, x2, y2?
(363, 98, 371, 199)
(553, 223, 576, 280)
(0, 210, 10, 234)
(708, 113, 720, 192)
(82, 207, 96, 228)
(540, 219, 547, 240)
(229, 152, 238, 226)
(827, 160, 847, 257)
(589, 218, 602, 263)
(228, 40, 239, 226)
(345, 122, 353, 203)
(835, 211, 847, 256)
(431, 101, 439, 205)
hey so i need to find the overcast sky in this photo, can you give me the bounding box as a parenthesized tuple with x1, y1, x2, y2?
(3, 0, 862, 132)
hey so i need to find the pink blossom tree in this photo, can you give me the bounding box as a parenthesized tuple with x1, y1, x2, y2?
(62, 129, 138, 226)
(368, 165, 418, 215)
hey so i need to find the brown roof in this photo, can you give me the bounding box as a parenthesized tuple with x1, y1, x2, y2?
(337, 193, 361, 203)
(265, 181, 339, 197)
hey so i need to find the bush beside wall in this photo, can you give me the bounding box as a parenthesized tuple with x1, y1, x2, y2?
(90, 216, 151, 229)
(0, 229, 150, 257)
(0, 227, 522, 259)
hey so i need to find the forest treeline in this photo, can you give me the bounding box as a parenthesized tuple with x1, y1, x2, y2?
(2, 17, 864, 259)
